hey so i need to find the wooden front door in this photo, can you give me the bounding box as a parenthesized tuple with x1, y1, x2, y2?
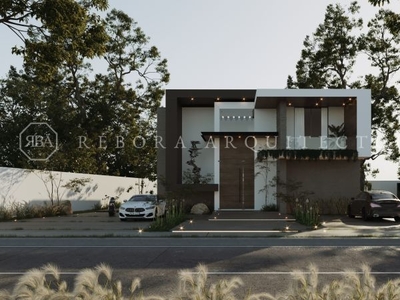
(219, 137, 254, 209)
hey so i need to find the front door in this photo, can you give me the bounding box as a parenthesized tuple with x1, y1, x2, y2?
(219, 137, 254, 209)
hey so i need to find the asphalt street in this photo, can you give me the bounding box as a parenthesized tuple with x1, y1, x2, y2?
(1, 212, 400, 297)
(1, 238, 400, 298)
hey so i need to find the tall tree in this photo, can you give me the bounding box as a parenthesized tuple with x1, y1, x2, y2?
(0, 7, 169, 180)
(287, 1, 400, 179)
(361, 9, 400, 163)
(0, 0, 109, 82)
(369, 0, 391, 6)
(287, 1, 363, 89)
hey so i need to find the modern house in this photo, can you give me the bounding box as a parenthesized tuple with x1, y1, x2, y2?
(157, 89, 371, 213)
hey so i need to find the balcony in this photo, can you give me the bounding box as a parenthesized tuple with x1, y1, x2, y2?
(287, 136, 347, 150)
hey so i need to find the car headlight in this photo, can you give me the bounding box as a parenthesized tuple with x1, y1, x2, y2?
(370, 203, 381, 208)
(119, 207, 126, 211)
(145, 206, 155, 210)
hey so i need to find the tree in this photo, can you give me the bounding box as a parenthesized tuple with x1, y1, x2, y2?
(287, 1, 400, 179)
(0, 7, 169, 180)
(287, 2, 363, 89)
(369, 0, 391, 6)
(0, 0, 109, 82)
(361, 9, 400, 162)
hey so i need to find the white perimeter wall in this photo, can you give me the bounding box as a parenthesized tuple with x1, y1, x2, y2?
(0, 167, 156, 211)
(369, 180, 399, 196)
(182, 107, 215, 178)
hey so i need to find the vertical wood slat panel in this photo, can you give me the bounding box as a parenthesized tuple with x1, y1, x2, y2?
(219, 137, 254, 209)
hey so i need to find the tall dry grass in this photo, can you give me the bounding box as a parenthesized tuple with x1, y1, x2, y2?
(3, 263, 400, 299)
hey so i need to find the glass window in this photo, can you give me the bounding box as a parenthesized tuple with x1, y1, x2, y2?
(304, 108, 321, 137)
(370, 192, 397, 200)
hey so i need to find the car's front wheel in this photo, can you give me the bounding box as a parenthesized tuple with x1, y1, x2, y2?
(347, 205, 355, 218)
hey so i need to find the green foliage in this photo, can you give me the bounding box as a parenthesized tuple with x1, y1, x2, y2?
(287, 1, 400, 175)
(260, 204, 278, 212)
(369, 0, 391, 6)
(257, 149, 358, 161)
(0, 4, 169, 180)
(361, 9, 400, 162)
(147, 198, 186, 232)
(271, 177, 314, 205)
(288, 2, 363, 89)
(2, 0, 109, 80)
(328, 123, 346, 137)
(255, 159, 275, 210)
(315, 197, 350, 215)
(0, 201, 72, 221)
(293, 198, 321, 227)
(182, 169, 213, 184)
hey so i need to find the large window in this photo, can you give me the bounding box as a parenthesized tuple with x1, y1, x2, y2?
(304, 108, 321, 137)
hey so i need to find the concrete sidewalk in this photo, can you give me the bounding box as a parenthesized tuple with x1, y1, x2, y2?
(1, 210, 400, 238)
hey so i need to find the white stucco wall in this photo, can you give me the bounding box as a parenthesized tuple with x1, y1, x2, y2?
(254, 109, 277, 131)
(254, 137, 277, 210)
(356, 90, 371, 158)
(216, 102, 255, 132)
(182, 107, 215, 179)
(0, 167, 156, 211)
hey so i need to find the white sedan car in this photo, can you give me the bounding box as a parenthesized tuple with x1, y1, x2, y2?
(119, 194, 166, 221)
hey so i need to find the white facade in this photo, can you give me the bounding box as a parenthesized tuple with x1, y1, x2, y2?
(177, 89, 371, 211)
(182, 107, 214, 177)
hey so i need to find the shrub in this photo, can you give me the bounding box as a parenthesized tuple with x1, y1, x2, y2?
(315, 197, 350, 215)
(0, 201, 76, 221)
(261, 204, 278, 212)
(147, 198, 187, 232)
(293, 198, 320, 227)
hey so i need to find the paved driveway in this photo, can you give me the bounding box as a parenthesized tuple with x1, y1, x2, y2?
(1, 211, 400, 237)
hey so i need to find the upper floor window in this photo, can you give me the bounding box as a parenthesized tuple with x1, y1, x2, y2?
(304, 108, 321, 137)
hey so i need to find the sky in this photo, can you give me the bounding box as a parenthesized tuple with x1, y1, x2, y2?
(1, 0, 400, 180)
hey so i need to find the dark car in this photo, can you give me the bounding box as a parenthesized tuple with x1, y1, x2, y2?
(347, 190, 400, 221)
